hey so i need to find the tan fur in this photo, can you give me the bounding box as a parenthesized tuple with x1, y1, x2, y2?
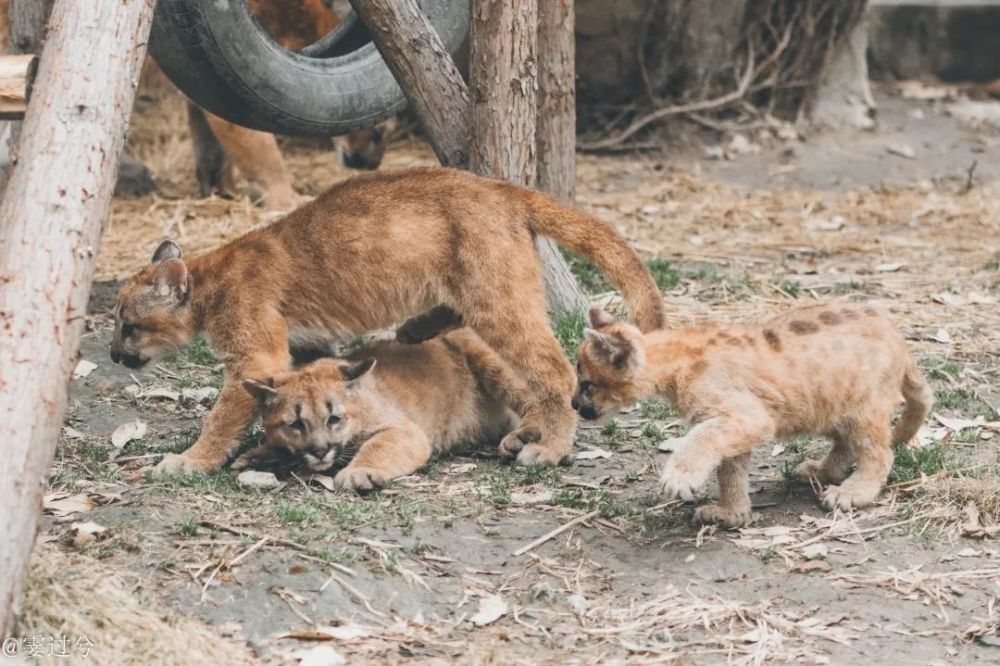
(112, 168, 664, 475)
(573, 304, 932, 527)
(236, 328, 533, 491)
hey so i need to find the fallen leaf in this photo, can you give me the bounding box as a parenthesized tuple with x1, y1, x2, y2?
(307, 474, 336, 492)
(62, 426, 85, 440)
(806, 216, 845, 232)
(140, 387, 180, 401)
(181, 387, 219, 406)
(71, 521, 108, 549)
(936, 415, 980, 432)
(236, 470, 285, 490)
(957, 547, 981, 558)
(931, 328, 952, 344)
(771, 444, 786, 457)
(73, 359, 97, 379)
(111, 420, 147, 449)
(802, 543, 828, 560)
(684, 553, 695, 563)
(793, 559, 831, 574)
(510, 491, 554, 507)
(886, 143, 915, 159)
(470, 594, 508, 627)
(874, 262, 906, 273)
(43, 493, 95, 517)
(565, 593, 587, 615)
(932, 292, 965, 307)
(575, 447, 612, 461)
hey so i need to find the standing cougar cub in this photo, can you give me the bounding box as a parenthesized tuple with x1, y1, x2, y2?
(111, 168, 664, 476)
(235, 328, 534, 491)
(573, 304, 932, 527)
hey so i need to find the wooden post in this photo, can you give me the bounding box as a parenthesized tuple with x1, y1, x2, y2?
(4, 0, 52, 163)
(0, 0, 155, 637)
(470, 0, 587, 317)
(0, 54, 37, 119)
(348, 0, 470, 168)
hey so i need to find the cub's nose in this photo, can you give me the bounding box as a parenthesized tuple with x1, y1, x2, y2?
(579, 405, 598, 421)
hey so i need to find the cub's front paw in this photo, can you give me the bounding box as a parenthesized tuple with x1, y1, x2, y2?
(334, 466, 390, 493)
(153, 453, 216, 477)
(693, 503, 751, 529)
(794, 458, 846, 486)
(514, 441, 572, 467)
(499, 427, 542, 459)
(821, 479, 881, 512)
(658, 459, 710, 501)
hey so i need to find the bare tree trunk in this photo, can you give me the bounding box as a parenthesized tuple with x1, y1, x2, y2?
(348, 0, 470, 167)
(0, 0, 155, 638)
(537, 0, 575, 204)
(535, 0, 587, 317)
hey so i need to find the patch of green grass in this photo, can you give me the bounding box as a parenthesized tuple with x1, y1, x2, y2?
(149, 469, 240, 494)
(779, 280, 802, 298)
(890, 443, 950, 483)
(639, 397, 676, 420)
(646, 259, 680, 290)
(982, 257, 1000, 271)
(562, 251, 610, 293)
(757, 544, 779, 563)
(953, 428, 983, 444)
(601, 419, 624, 444)
(926, 360, 964, 382)
(553, 311, 586, 360)
(832, 280, 878, 295)
(976, 404, 1000, 421)
(641, 422, 664, 443)
(935, 387, 975, 410)
(181, 334, 218, 366)
(276, 503, 321, 526)
(479, 463, 561, 507)
(178, 516, 199, 537)
(686, 265, 722, 283)
(553, 489, 628, 519)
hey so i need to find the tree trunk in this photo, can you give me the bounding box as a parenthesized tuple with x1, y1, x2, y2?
(0, 0, 155, 638)
(348, 0, 471, 168)
(535, 0, 587, 317)
(470, 0, 587, 318)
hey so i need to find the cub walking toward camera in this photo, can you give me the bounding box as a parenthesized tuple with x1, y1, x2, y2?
(235, 328, 536, 491)
(573, 304, 932, 527)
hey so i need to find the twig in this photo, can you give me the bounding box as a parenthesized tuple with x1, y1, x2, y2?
(199, 520, 319, 556)
(580, 45, 755, 151)
(329, 573, 389, 619)
(229, 536, 268, 568)
(962, 159, 978, 194)
(513, 509, 600, 557)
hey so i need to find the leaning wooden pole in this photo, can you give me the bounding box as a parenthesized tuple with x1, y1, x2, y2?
(0, 0, 155, 637)
(470, 0, 587, 317)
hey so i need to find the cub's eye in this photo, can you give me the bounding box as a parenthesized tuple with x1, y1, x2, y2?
(121, 323, 137, 338)
(289, 419, 306, 432)
(327, 414, 341, 427)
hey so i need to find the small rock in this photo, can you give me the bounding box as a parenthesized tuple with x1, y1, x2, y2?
(181, 387, 220, 406)
(806, 216, 845, 232)
(294, 645, 345, 666)
(886, 143, 916, 159)
(728, 133, 758, 155)
(957, 547, 981, 558)
(684, 553, 696, 563)
(565, 593, 587, 615)
(510, 490, 554, 507)
(122, 385, 141, 400)
(236, 470, 285, 490)
(802, 543, 828, 560)
(62, 426, 85, 440)
(111, 420, 147, 449)
(641, 204, 660, 216)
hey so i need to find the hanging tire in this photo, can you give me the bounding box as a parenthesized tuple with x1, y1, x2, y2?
(148, 0, 469, 136)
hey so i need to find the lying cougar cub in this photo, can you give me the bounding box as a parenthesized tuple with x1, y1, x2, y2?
(573, 304, 932, 527)
(237, 328, 535, 491)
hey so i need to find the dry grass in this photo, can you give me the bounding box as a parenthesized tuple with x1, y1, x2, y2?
(17, 546, 254, 665)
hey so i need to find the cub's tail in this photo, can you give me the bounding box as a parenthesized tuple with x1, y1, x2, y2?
(893, 359, 933, 446)
(522, 190, 665, 332)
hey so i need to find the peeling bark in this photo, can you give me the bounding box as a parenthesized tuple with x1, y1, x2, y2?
(0, 0, 155, 637)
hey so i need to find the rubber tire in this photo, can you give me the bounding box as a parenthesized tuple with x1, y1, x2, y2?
(149, 0, 469, 136)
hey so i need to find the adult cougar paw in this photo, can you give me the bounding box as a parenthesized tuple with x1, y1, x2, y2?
(334, 466, 389, 493)
(153, 453, 215, 476)
(693, 503, 751, 529)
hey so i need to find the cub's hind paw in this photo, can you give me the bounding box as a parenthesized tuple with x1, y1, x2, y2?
(693, 503, 751, 529)
(821, 479, 881, 512)
(334, 466, 389, 493)
(794, 459, 846, 486)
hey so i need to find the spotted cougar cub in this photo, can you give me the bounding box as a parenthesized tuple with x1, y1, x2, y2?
(236, 328, 536, 491)
(572, 305, 932, 527)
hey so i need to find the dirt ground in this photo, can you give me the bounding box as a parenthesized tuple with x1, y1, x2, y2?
(23, 83, 1000, 665)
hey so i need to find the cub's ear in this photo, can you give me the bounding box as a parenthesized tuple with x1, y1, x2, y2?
(154, 258, 189, 304)
(339, 357, 377, 382)
(243, 377, 278, 405)
(584, 328, 632, 368)
(587, 307, 617, 329)
(151, 240, 182, 263)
